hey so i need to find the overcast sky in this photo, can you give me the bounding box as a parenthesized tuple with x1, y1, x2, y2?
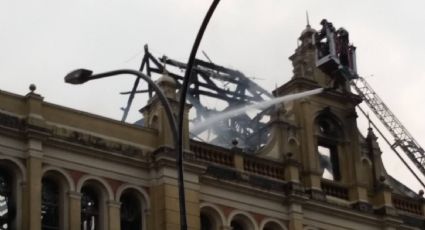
(1, 0, 424, 192)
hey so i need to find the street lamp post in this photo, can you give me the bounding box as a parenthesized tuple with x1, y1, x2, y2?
(175, 1, 220, 229)
(65, 2, 221, 230)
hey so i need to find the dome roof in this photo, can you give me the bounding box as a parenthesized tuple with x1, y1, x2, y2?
(300, 24, 316, 37)
(156, 72, 176, 87)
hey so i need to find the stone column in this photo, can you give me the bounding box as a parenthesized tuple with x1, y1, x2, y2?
(298, 99, 322, 193)
(20, 182, 28, 230)
(373, 183, 396, 218)
(233, 154, 244, 171)
(150, 183, 178, 230)
(22, 84, 49, 230)
(288, 202, 303, 230)
(149, 166, 202, 230)
(107, 200, 121, 230)
(185, 187, 200, 230)
(25, 139, 43, 230)
(284, 159, 301, 183)
(68, 191, 82, 230)
(349, 185, 371, 212)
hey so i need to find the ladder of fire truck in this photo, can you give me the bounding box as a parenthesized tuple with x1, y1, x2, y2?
(315, 19, 425, 185)
(350, 77, 425, 176)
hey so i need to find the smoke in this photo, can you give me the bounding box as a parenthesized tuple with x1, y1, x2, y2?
(191, 88, 323, 134)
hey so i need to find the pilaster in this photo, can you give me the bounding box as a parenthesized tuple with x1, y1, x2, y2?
(26, 155, 42, 230)
(284, 158, 301, 183)
(288, 202, 304, 230)
(149, 153, 202, 230)
(23, 86, 47, 230)
(349, 185, 372, 213)
(107, 200, 121, 230)
(25, 138, 43, 230)
(297, 98, 323, 192)
(151, 183, 183, 230)
(233, 153, 244, 171)
(373, 184, 396, 216)
(68, 191, 82, 230)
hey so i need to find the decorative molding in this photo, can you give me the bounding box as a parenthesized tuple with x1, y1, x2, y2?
(351, 201, 373, 213)
(67, 191, 82, 200)
(200, 202, 227, 227)
(115, 184, 151, 209)
(51, 126, 145, 158)
(285, 182, 305, 197)
(0, 112, 145, 158)
(374, 205, 397, 217)
(227, 209, 258, 230)
(306, 189, 326, 202)
(0, 112, 24, 130)
(42, 165, 76, 192)
(76, 174, 114, 201)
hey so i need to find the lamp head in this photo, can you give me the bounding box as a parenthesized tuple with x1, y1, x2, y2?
(64, 69, 93, 84)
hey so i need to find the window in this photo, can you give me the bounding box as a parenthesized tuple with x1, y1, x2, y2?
(81, 187, 99, 230)
(263, 221, 284, 230)
(317, 117, 337, 136)
(231, 220, 244, 230)
(316, 114, 343, 181)
(120, 191, 141, 230)
(200, 206, 222, 230)
(0, 170, 11, 230)
(41, 178, 59, 230)
(200, 213, 212, 230)
(318, 144, 340, 181)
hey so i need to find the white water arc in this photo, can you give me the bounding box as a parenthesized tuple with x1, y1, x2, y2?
(190, 88, 324, 134)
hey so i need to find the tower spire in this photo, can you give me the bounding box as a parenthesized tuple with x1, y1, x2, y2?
(306, 11, 310, 27)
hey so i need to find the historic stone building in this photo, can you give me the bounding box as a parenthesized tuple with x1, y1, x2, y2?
(0, 22, 424, 230)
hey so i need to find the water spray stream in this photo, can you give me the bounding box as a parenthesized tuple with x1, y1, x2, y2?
(190, 88, 324, 134)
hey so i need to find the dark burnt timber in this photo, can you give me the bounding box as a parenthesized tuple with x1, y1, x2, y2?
(120, 44, 273, 152)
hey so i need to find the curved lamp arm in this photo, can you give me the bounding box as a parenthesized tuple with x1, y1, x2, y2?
(64, 68, 179, 147)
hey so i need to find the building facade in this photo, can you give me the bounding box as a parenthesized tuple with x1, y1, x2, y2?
(0, 23, 424, 230)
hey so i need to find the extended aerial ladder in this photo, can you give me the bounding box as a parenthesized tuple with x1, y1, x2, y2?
(315, 19, 425, 186)
(117, 20, 425, 183)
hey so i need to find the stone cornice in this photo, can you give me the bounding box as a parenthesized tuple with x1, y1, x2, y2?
(51, 126, 146, 158)
(0, 111, 150, 160)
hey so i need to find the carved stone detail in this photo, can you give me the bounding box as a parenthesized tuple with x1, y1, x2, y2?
(0, 112, 24, 130)
(52, 126, 145, 157)
(351, 201, 373, 213)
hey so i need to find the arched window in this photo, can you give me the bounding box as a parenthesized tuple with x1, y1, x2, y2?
(200, 213, 212, 230)
(0, 170, 11, 230)
(200, 204, 224, 230)
(263, 221, 284, 230)
(120, 190, 141, 230)
(41, 178, 59, 230)
(315, 114, 343, 181)
(42, 169, 72, 230)
(231, 220, 245, 230)
(229, 213, 256, 230)
(81, 186, 99, 230)
(0, 159, 25, 230)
